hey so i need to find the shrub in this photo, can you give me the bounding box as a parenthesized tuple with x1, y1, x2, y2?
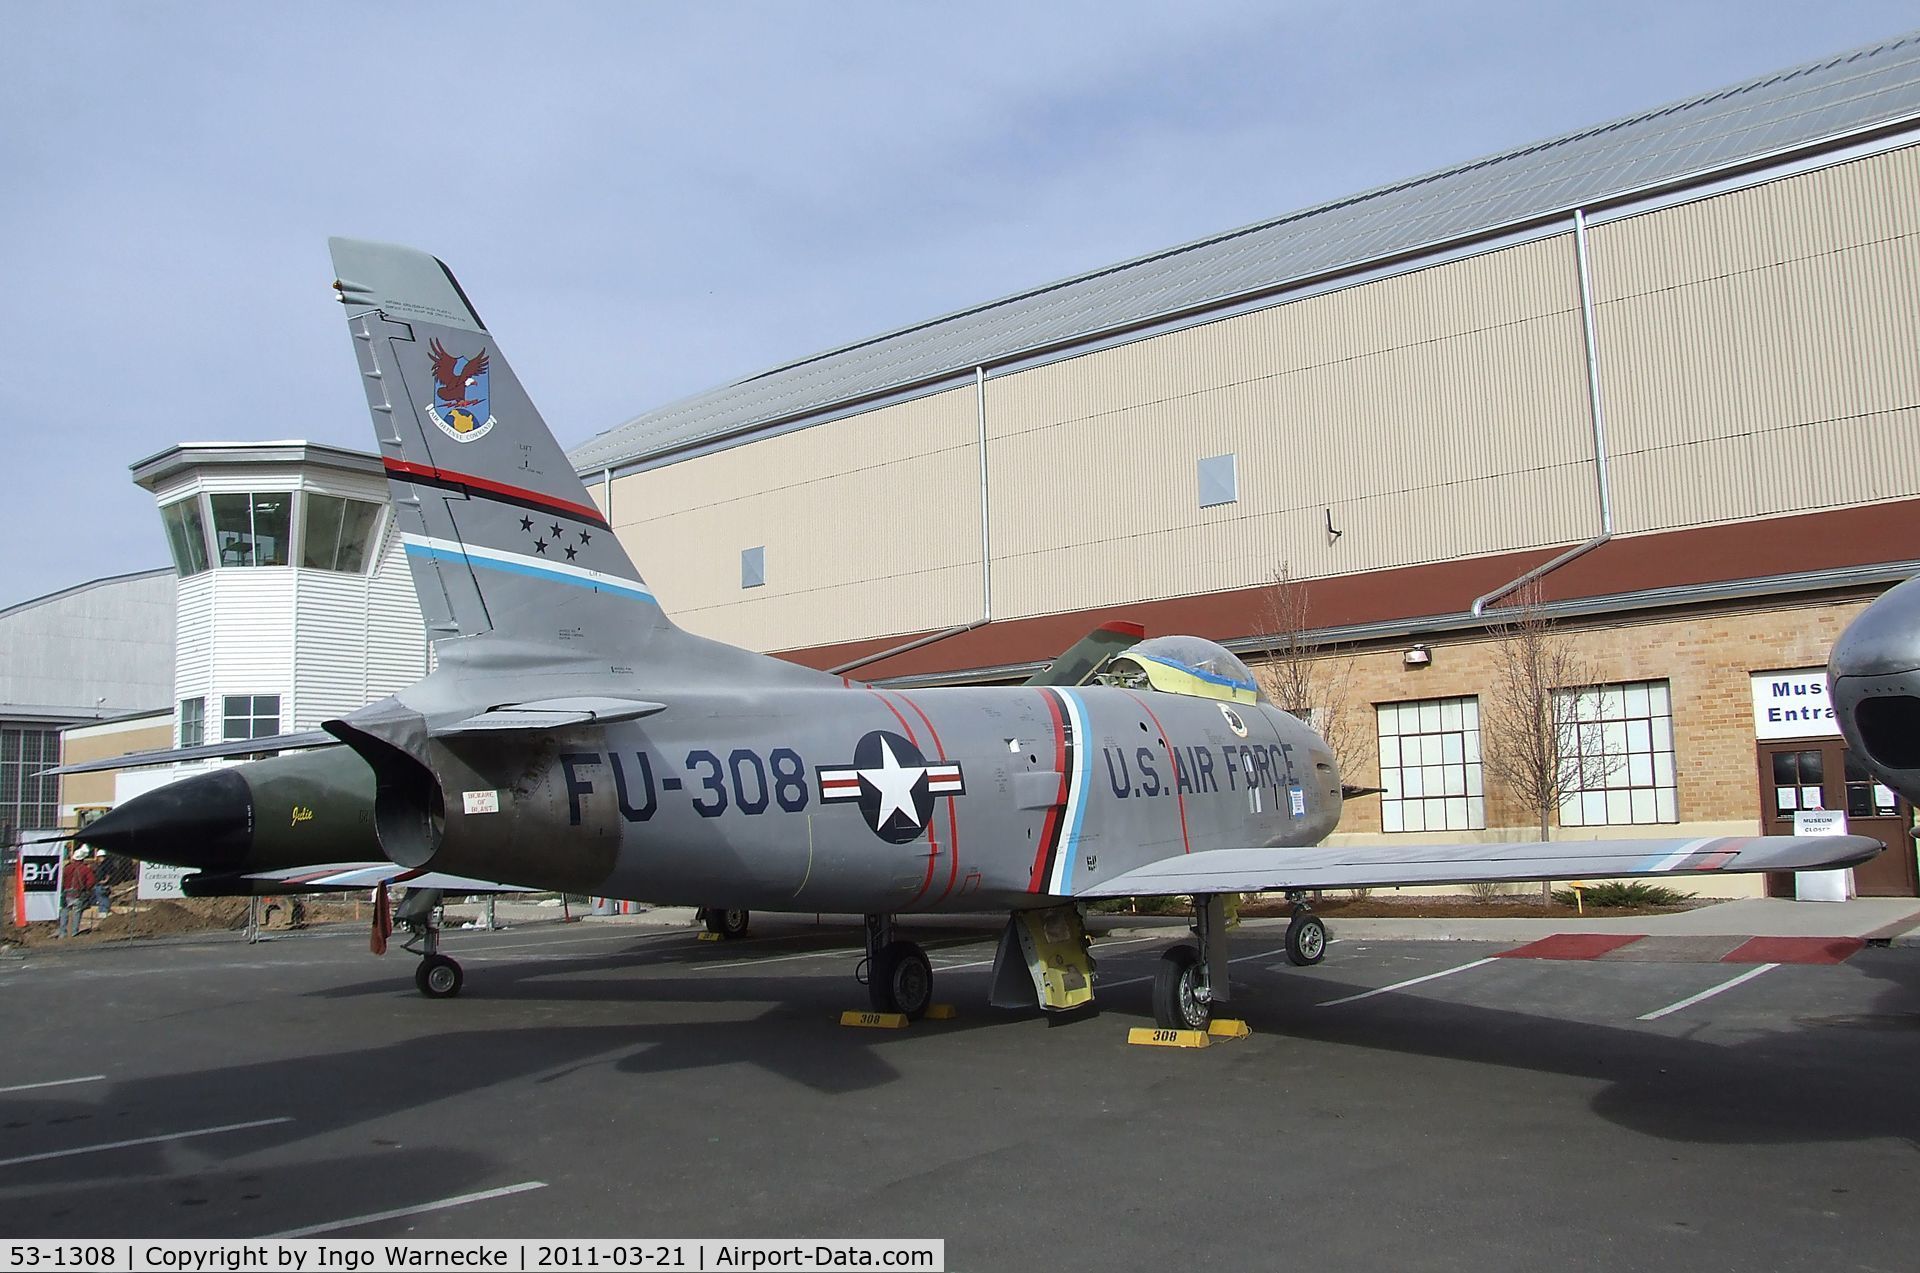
(1552, 881, 1695, 909)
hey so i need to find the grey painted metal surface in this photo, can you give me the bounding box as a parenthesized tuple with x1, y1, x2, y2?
(0, 569, 175, 719)
(573, 31, 1920, 475)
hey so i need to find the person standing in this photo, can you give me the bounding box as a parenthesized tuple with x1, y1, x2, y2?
(60, 850, 96, 938)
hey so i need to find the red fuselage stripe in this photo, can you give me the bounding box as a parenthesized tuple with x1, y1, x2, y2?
(1027, 690, 1070, 892)
(899, 692, 963, 906)
(1125, 691, 1191, 854)
(867, 688, 941, 905)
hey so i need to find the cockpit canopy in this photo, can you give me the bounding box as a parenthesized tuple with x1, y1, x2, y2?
(1101, 636, 1264, 704)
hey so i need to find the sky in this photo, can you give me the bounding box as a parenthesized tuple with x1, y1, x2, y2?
(1, 1, 1915, 609)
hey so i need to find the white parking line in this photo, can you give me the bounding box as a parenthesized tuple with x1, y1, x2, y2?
(1316, 958, 1501, 1007)
(267, 1181, 548, 1238)
(0, 1116, 292, 1169)
(0, 1074, 105, 1095)
(695, 947, 862, 971)
(1637, 963, 1780, 1021)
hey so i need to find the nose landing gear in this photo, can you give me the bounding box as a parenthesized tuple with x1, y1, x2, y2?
(859, 913, 933, 1020)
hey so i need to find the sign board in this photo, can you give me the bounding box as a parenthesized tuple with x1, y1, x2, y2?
(1792, 808, 1854, 902)
(138, 861, 192, 901)
(1751, 670, 1839, 740)
(14, 839, 63, 925)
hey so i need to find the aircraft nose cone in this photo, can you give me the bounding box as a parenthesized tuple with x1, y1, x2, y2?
(1830, 576, 1920, 803)
(1830, 575, 1920, 680)
(78, 768, 254, 870)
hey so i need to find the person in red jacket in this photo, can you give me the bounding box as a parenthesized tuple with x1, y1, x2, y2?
(60, 850, 96, 937)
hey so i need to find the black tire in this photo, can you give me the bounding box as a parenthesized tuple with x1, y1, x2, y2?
(1152, 943, 1210, 1031)
(415, 954, 463, 999)
(705, 907, 751, 939)
(869, 940, 933, 1020)
(1286, 914, 1327, 966)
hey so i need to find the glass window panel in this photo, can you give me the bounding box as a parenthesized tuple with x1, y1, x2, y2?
(1653, 717, 1673, 750)
(1655, 789, 1677, 822)
(1775, 785, 1798, 813)
(1382, 803, 1403, 833)
(1462, 699, 1479, 729)
(1467, 797, 1484, 828)
(1444, 797, 1468, 828)
(1624, 683, 1650, 717)
(1625, 719, 1652, 754)
(1418, 701, 1441, 733)
(1441, 700, 1462, 731)
(336, 499, 380, 572)
(1847, 784, 1874, 817)
(1381, 770, 1401, 799)
(1627, 754, 1654, 787)
(1441, 734, 1464, 764)
(1560, 794, 1584, 827)
(1584, 791, 1608, 823)
(1800, 785, 1824, 810)
(1402, 801, 1426, 832)
(1650, 682, 1670, 713)
(1424, 764, 1445, 794)
(1597, 688, 1623, 719)
(1403, 768, 1425, 798)
(302, 493, 346, 569)
(161, 499, 210, 577)
(1772, 752, 1799, 785)
(0, 730, 16, 762)
(1653, 752, 1674, 787)
(1466, 762, 1483, 795)
(1606, 790, 1632, 823)
(179, 698, 204, 748)
(1379, 739, 1397, 768)
(1399, 738, 1420, 767)
(1464, 732, 1481, 763)
(1630, 789, 1655, 823)
(1799, 750, 1823, 784)
(1420, 735, 1442, 766)
(251, 494, 290, 566)
(1601, 721, 1628, 756)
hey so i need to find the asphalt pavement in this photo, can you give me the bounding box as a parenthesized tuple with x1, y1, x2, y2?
(3, 904, 1919, 1271)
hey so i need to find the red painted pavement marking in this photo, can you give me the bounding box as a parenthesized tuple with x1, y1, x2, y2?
(1497, 933, 1647, 960)
(1722, 936, 1865, 965)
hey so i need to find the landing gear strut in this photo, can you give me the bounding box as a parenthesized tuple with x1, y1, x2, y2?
(860, 913, 932, 1020)
(1152, 893, 1230, 1030)
(1285, 891, 1327, 967)
(399, 887, 462, 998)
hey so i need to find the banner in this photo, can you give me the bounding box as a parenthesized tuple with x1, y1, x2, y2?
(15, 840, 63, 925)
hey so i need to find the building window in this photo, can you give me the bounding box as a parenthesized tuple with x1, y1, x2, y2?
(1197, 453, 1238, 509)
(1377, 696, 1483, 832)
(209, 492, 292, 567)
(160, 498, 211, 577)
(0, 727, 60, 833)
(301, 494, 383, 572)
(741, 545, 765, 589)
(1555, 680, 1677, 826)
(222, 694, 281, 741)
(179, 698, 206, 748)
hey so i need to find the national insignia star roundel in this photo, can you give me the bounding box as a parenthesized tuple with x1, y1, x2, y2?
(817, 730, 966, 844)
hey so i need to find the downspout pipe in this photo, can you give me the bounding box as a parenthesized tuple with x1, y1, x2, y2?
(1472, 207, 1615, 617)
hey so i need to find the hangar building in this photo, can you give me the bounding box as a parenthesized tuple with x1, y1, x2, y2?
(570, 33, 1920, 896)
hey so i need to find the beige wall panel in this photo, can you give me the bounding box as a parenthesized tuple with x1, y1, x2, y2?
(1590, 150, 1920, 534)
(608, 387, 981, 650)
(987, 237, 1598, 618)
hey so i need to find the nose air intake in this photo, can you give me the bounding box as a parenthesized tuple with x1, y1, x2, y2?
(1852, 695, 1920, 770)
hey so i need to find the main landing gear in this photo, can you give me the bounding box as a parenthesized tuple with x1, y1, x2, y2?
(697, 907, 752, 939)
(860, 913, 933, 1020)
(1285, 892, 1327, 967)
(398, 887, 462, 999)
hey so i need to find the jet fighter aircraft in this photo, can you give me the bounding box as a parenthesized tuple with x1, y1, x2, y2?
(1829, 574, 1920, 805)
(79, 239, 1881, 1029)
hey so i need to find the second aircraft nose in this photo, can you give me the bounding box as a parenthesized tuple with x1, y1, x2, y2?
(77, 767, 254, 870)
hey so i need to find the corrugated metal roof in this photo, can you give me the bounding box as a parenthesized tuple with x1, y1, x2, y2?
(572, 30, 1920, 474)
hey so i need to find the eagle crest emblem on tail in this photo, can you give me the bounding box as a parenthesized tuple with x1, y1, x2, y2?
(424, 338, 495, 442)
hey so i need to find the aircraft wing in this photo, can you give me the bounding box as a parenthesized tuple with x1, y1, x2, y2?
(48, 732, 340, 776)
(183, 863, 539, 895)
(1076, 834, 1885, 897)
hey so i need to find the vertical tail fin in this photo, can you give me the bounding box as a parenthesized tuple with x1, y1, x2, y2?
(327, 238, 673, 667)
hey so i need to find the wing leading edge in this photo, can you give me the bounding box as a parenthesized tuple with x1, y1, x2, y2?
(1076, 835, 1885, 897)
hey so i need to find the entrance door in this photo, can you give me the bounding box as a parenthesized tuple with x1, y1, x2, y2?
(1757, 740, 1917, 896)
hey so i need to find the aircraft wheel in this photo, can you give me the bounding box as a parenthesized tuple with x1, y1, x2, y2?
(869, 940, 933, 1020)
(1153, 943, 1210, 1031)
(415, 954, 464, 999)
(705, 908, 751, 939)
(1286, 914, 1327, 966)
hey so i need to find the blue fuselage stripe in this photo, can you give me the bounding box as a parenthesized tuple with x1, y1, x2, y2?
(404, 542, 657, 604)
(1056, 688, 1093, 893)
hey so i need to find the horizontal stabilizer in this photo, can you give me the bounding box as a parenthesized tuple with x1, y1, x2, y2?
(1077, 834, 1885, 897)
(45, 732, 338, 777)
(434, 696, 668, 735)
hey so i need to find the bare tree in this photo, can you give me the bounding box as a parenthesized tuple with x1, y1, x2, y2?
(1481, 584, 1618, 905)
(1254, 564, 1360, 775)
